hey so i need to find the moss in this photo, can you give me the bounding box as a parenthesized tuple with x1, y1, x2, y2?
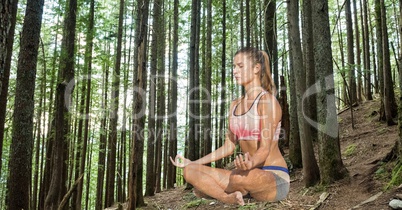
(343, 144, 357, 157)
(238, 203, 259, 209)
(183, 199, 207, 208)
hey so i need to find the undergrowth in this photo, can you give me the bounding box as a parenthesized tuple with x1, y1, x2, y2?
(385, 160, 402, 190)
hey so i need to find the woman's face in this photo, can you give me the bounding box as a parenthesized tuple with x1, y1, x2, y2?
(233, 53, 258, 86)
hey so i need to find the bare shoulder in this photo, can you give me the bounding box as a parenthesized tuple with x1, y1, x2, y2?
(258, 93, 282, 119)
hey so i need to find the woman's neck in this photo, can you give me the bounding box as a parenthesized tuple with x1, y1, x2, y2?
(244, 85, 263, 99)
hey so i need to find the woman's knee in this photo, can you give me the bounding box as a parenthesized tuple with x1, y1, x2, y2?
(228, 172, 246, 186)
(183, 163, 200, 181)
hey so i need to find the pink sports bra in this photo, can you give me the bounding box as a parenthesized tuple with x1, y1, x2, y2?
(229, 91, 281, 141)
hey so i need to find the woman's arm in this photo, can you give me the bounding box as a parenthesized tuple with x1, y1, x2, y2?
(170, 136, 235, 168)
(171, 100, 238, 168)
(234, 93, 282, 170)
(192, 133, 236, 165)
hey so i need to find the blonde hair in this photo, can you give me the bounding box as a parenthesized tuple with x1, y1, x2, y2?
(235, 47, 276, 94)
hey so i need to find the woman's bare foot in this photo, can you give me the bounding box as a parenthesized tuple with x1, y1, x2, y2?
(226, 191, 245, 206)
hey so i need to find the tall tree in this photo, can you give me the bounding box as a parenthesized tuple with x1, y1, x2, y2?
(312, 0, 348, 185)
(287, 0, 320, 187)
(375, 0, 386, 120)
(346, 0, 358, 104)
(128, 0, 149, 208)
(7, 0, 44, 209)
(45, 0, 78, 207)
(145, 0, 160, 196)
(245, 0, 250, 46)
(380, 0, 397, 125)
(167, 0, 179, 189)
(302, 0, 318, 144)
(95, 45, 110, 210)
(362, 0, 372, 100)
(288, 46, 302, 169)
(0, 0, 18, 176)
(155, 0, 166, 193)
(398, 0, 402, 158)
(188, 0, 201, 162)
(353, 0, 363, 102)
(74, 0, 94, 208)
(105, 0, 124, 206)
(216, 0, 227, 169)
(201, 0, 212, 160)
(264, 0, 278, 87)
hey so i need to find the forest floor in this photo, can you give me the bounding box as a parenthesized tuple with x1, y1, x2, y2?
(117, 98, 402, 210)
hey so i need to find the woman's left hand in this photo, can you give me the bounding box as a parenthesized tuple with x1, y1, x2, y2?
(234, 152, 253, 170)
(170, 154, 192, 168)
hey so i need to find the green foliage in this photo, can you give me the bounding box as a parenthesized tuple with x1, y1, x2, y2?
(385, 161, 402, 190)
(183, 199, 207, 208)
(182, 193, 207, 208)
(238, 202, 259, 210)
(343, 144, 357, 157)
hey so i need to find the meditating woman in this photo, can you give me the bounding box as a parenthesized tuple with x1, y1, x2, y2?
(170, 47, 289, 206)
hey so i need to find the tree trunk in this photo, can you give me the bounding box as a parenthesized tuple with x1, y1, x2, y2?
(264, 0, 278, 87)
(216, 0, 227, 169)
(287, 0, 320, 187)
(302, 0, 318, 144)
(245, 0, 250, 46)
(398, 0, 402, 158)
(375, 0, 386, 121)
(105, 0, 124, 206)
(362, 0, 372, 100)
(128, 0, 149, 208)
(95, 60, 110, 210)
(45, 0, 77, 207)
(188, 0, 201, 163)
(155, 0, 166, 193)
(167, 0, 179, 189)
(74, 0, 94, 208)
(0, 0, 18, 178)
(346, 0, 357, 105)
(288, 46, 302, 169)
(380, 0, 397, 125)
(312, 0, 348, 185)
(201, 0, 212, 163)
(145, 0, 160, 196)
(353, 0, 363, 102)
(8, 0, 44, 209)
(278, 76, 290, 148)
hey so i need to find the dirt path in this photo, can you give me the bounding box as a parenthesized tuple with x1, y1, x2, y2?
(135, 99, 402, 210)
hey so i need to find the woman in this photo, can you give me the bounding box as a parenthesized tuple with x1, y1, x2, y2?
(170, 47, 289, 206)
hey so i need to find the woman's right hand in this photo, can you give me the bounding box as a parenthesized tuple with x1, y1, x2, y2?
(170, 154, 192, 168)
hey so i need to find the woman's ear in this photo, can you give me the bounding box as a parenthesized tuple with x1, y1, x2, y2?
(253, 63, 261, 74)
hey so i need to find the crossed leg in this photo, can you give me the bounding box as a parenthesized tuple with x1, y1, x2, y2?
(183, 163, 279, 205)
(183, 163, 244, 205)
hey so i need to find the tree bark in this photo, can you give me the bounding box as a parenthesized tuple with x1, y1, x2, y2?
(0, 0, 18, 177)
(167, 0, 179, 189)
(312, 0, 349, 185)
(105, 0, 124, 206)
(380, 0, 397, 125)
(45, 0, 77, 207)
(287, 0, 320, 187)
(145, 0, 160, 196)
(128, 0, 149, 208)
(346, 0, 358, 104)
(74, 0, 94, 208)
(8, 0, 44, 209)
(264, 0, 278, 87)
(362, 0, 372, 100)
(188, 0, 201, 163)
